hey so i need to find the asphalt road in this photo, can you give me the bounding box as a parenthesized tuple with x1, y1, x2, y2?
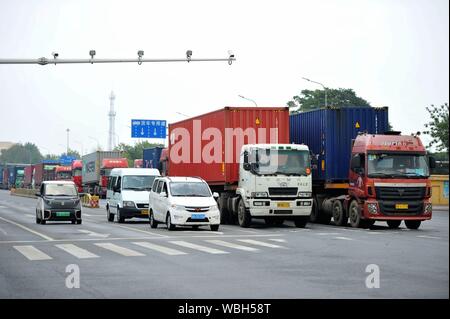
(0, 190, 448, 299)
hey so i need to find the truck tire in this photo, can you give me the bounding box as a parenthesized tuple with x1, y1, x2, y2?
(237, 199, 252, 228)
(218, 197, 231, 225)
(310, 197, 331, 224)
(107, 206, 114, 222)
(349, 200, 367, 228)
(332, 200, 347, 226)
(405, 220, 421, 230)
(294, 216, 308, 228)
(149, 210, 158, 229)
(166, 213, 176, 231)
(387, 220, 401, 229)
(116, 207, 125, 223)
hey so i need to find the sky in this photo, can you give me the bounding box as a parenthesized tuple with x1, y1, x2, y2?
(0, 0, 448, 156)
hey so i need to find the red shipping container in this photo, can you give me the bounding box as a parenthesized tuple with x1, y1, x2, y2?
(23, 165, 33, 187)
(168, 107, 290, 186)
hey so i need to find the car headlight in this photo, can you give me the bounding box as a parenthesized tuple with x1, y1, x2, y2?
(298, 192, 312, 198)
(171, 204, 185, 210)
(367, 203, 378, 214)
(210, 205, 219, 211)
(251, 192, 268, 198)
(123, 201, 135, 208)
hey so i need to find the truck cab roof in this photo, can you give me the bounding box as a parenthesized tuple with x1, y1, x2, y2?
(353, 133, 426, 154)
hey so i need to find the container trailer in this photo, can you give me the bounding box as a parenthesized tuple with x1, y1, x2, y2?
(143, 147, 164, 170)
(71, 160, 83, 192)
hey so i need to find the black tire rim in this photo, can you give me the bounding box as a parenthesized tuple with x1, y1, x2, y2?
(350, 203, 358, 224)
(333, 205, 342, 223)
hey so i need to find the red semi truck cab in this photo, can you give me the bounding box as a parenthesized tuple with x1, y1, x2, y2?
(345, 132, 434, 229)
(72, 160, 83, 192)
(55, 165, 72, 181)
(98, 158, 129, 196)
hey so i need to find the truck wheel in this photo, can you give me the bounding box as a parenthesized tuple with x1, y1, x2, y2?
(40, 219, 46, 225)
(116, 207, 125, 223)
(210, 225, 220, 231)
(405, 220, 421, 230)
(218, 199, 230, 225)
(332, 200, 347, 226)
(107, 206, 114, 222)
(237, 199, 252, 228)
(166, 213, 176, 231)
(294, 216, 308, 228)
(76, 220, 82, 225)
(149, 210, 158, 229)
(310, 197, 331, 224)
(349, 200, 364, 228)
(387, 220, 401, 229)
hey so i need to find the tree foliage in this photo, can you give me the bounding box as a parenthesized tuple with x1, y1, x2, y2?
(287, 88, 371, 113)
(0, 143, 43, 164)
(423, 103, 449, 153)
(114, 141, 164, 167)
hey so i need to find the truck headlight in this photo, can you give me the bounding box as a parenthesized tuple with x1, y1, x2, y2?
(298, 192, 312, 198)
(251, 192, 268, 198)
(123, 201, 135, 208)
(367, 203, 378, 214)
(424, 203, 432, 214)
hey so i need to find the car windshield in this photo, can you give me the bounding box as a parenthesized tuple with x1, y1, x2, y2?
(368, 153, 430, 178)
(122, 175, 156, 190)
(169, 182, 212, 197)
(45, 184, 77, 196)
(248, 148, 310, 176)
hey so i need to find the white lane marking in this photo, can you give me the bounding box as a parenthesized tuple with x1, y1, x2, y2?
(417, 235, 441, 239)
(133, 242, 187, 256)
(25, 214, 34, 218)
(78, 229, 110, 238)
(170, 240, 229, 254)
(335, 236, 353, 241)
(94, 243, 145, 256)
(83, 213, 92, 217)
(367, 232, 383, 234)
(316, 232, 341, 236)
(184, 231, 224, 235)
(205, 239, 260, 252)
(14, 245, 52, 261)
(0, 205, 6, 209)
(113, 224, 169, 238)
(0, 227, 7, 235)
(237, 239, 284, 248)
(55, 244, 99, 259)
(0, 216, 54, 241)
(269, 238, 286, 243)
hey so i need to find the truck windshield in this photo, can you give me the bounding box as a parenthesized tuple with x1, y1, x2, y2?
(45, 184, 77, 196)
(72, 168, 82, 177)
(367, 153, 430, 178)
(249, 148, 310, 176)
(57, 172, 72, 179)
(122, 175, 156, 190)
(170, 182, 212, 197)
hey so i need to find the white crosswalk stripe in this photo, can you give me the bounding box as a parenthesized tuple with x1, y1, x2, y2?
(14, 245, 52, 261)
(170, 240, 229, 254)
(133, 242, 187, 256)
(94, 243, 145, 256)
(55, 244, 99, 259)
(205, 239, 259, 252)
(237, 239, 284, 248)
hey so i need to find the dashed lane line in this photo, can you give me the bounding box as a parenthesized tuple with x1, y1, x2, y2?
(55, 244, 99, 259)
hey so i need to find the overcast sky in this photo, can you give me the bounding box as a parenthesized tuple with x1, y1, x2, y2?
(0, 0, 448, 156)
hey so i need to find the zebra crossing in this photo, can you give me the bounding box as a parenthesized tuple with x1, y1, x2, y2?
(12, 238, 287, 261)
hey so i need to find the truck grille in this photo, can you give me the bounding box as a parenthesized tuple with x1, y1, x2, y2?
(375, 187, 425, 201)
(378, 201, 424, 216)
(268, 187, 298, 196)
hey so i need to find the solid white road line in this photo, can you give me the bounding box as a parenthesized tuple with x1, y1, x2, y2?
(205, 239, 260, 252)
(237, 239, 284, 248)
(55, 244, 99, 259)
(417, 235, 441, 239)
(335, 236, 353, 241)
(269, 238, 286, 243)
(14, 245, 52, 261)
(0, 216, 54, 241)
(133, 242, 187, 256)
(94, 243, 145, 256)
(170, 240, 229, 254)
(113, 224, 169, 238)
(316, 232, 341, 236)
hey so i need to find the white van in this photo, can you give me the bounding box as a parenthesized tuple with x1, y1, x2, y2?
(106, 168, 160, 223)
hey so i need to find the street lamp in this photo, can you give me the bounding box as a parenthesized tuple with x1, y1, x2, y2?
(238, 95, 258, 107)
(66, 128, 70, 154)
(175, 112, 190, 118)
(302, 77, 328, 108)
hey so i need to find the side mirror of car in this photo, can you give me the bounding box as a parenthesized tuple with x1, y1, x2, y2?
(160, 191, 167, 197)
(113, 186, 121, 193)
(212, 192, 219, 199)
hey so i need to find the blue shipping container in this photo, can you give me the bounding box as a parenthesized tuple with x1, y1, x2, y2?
(143, 147, 164, 170)
(290, 107, 389, 183)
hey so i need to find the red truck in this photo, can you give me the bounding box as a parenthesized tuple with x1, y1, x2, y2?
(33, 162, 59, 189)
(55, 165, 72, 181)
(134, 159, 143, 168)
(72, 160, 83, 192)
(23, 165, 34, 188)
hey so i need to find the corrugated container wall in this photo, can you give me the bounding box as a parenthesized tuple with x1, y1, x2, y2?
(82, 151, 122, 184)
(143, 147, 164, 169)
(169, 107, 290, 185)
(290, 107, 389, 183)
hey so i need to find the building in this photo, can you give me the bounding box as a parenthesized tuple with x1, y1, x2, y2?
(0, 141, 15, 155)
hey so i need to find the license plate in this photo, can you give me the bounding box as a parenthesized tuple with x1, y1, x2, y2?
(191, 213, 205, 219)
(141, 209, 148, 215)
(277, 202, 290, 208)
(56, 212, 70, 217)
(395, 203, 409, 210)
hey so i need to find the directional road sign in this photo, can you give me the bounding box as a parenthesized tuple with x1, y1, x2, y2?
(131, 119, 167, 138)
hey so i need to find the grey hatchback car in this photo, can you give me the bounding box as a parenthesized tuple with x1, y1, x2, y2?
(35, 181, 82, 224)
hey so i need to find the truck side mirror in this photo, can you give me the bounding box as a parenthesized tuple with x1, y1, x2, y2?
(350, 155, 361, 171)
(429, 156, 436, 169)
(243, 163, 251, 171)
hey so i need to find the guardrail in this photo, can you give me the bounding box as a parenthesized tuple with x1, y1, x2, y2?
(10, 188, 37, 198)
(81, 194, 100, 208)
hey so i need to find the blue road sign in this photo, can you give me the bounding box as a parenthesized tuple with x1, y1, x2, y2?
(131, 119, 167, 138)
(59, 155, 76, 166)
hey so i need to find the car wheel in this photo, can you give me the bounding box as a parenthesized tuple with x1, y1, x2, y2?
(294, 216, 308, 228)
(71, 220, 76, 224)
(387, 220, 401, 229)
(76, 220, 82, 225)
(405, 220, 421, 230)
(36, 210, 41, 224)
(166, 213, 176, 231)
(149, 210, 158, 229)
(107, 206, 114, 222)
(237, 198, 251, 228)
(210, 225, 219, 231)
(116, 207, 125, 223)
(332, 200, 347, 226)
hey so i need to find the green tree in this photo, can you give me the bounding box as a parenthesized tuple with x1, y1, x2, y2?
(115, 141, 164, 167)
(63, 149, 81, 159)
(423, 103, 449, 154)
(0, 143, 43, 164)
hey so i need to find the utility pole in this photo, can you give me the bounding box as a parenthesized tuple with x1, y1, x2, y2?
(66, 128, 70, 155)
(108, 91, 116, 151)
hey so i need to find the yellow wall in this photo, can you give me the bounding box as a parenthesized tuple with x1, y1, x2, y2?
(430, 175, 449, 206)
